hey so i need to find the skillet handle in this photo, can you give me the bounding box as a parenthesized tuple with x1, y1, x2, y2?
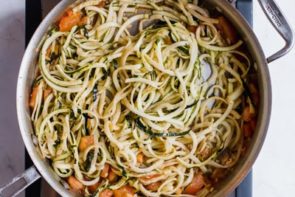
(257, 0, 294, 63)
(0, 166, 41, 197)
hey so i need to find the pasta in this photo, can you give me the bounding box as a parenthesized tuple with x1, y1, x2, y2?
(29, 0, 259, 196)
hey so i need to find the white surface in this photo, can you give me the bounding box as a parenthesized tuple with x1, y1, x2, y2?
(0, 0, 25, 190)
(253, 0, 295, 197)
(0, 1, 25, 197)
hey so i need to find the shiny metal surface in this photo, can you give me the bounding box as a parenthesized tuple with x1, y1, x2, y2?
(0, 166, 40, 197)
(257, 0, 294, 63)
(10, 0, 292, 196)
(204, 0, 272, 196)
(17, 1, 78, 196)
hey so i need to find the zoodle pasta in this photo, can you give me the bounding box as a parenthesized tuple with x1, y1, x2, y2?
(29, 0, 259, 196)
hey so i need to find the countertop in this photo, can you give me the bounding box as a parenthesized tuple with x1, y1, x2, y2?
(0, 0, 25, 192)
(252, 1, 295, 197)
(0, 0, 294, 196)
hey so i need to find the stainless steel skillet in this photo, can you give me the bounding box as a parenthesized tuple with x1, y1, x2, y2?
(0, 0, 293, 196)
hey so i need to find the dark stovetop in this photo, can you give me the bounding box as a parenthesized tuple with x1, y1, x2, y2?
(25, 0, 253, 196)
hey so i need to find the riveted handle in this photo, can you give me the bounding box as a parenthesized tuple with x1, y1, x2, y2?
(0, 166, 41, 197)
(257, 0, 294, 63)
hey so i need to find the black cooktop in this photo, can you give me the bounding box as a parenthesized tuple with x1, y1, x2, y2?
(25, 0, 253, 196)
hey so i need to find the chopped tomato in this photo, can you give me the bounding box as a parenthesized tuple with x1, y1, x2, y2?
(139, 174, 161, 182)
(249, 83, 258, 95)
(249, 83, 259, 106)
(88, 181, 101, 193)
(67, 176, 84, 192)
(43, 87, 52, 99)
(217, 16, 238, 44)
(97, 0, 106, 8)
(79, 16, 88, 26)
(100, 164, 110, 178)
(176, 188, 183, 195)
(242, 106, 255, 122)
(164, 37, 172, 45)
(187, 25, 197, 33)
(243, 119, 256, 138)
(29, 86, 39, 109)
(211, 168, 227, 183)
(251, 92, 259, 107)
(136, 153, 144, 164)
(243, 123, 252, 137)
(30, 85, 53, 109)
(250, 119, 257, 131)
(108, 168, 118, 183)
(46, 47, 52, 59)
(79, 135, 94, 152)
(113, 185, 135, 197)
(59, 10, 83, 32)
(183, 173, 205, 195)
(198, 146, 212, 160)
(146, 181, 161, 191)
(99, 189, 113, 197)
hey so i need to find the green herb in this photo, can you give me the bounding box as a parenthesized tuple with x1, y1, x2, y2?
(49, 53, 59, 62)
(118, 165, 127, 178)
(83, 113, 94, 135)
(112, 59, 118, 69)
(32, 75, 43, 86)
(54, 138, 61, 148)
(90, 68, 96, 78)
(135, 118, 190, 137)
(93, 84, 98, 101)
(82, 26, 89, 38)
(174, 79, 180, 89)
(178, 46, 189, 54)
(153, 21, 167, 28)
(186, 101, 198, 109)
(241, 78, 258, 108)
(169, 31, 178, 42)
(84, 150, 95, 171)
(48, 25, 58, 36)
(102, 68, 110, 80)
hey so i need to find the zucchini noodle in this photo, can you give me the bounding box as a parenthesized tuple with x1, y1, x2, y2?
(29, 0, 259, 196)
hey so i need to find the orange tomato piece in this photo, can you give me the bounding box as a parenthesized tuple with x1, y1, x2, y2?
(79, 16, 88, 26)
(108, 168, 118, 183)
(67, 176, 85, 192)
(146, 182, 162, 191)
(136, 153, 144, 164)
(43, 87, 52, 99)
(243, 123, 252, 137)
(250, 119, 257, 131)
(187, 25, 197, 33)
(176, 188, 183, 195)
(79, 135, 94, 152)
(99, 189, 114, 197)
(29, 86, 39, 109)
(88, 181, 101, 193)
(139, 174, 161, 182)
(249, 83, 259, 106)
(113, 185, 135, 197)
(183, 173, 205, 195)
(217, 16, 238, 44)
(100, 164, 110, 178)
(242, 106, 255, 122)
(59, 10, 82, 32)
(211, 168, 227, 183)
(243, 120, 256, 138)
(97, 0, 106, 8)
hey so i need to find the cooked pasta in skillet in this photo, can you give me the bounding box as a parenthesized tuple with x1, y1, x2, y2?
(29, 0, 259, 196)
